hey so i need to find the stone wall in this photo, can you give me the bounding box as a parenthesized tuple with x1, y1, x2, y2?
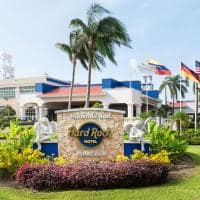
(56, 108, 125, 162)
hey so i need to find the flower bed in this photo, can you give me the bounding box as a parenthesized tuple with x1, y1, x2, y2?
(16, 160, 169, 190)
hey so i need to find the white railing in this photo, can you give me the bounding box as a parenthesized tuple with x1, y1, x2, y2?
(124, 117, 141, 124)
(124, 117, 170, 126)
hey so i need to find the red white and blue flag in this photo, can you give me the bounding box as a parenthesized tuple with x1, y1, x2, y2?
(195, 60, 200, 74)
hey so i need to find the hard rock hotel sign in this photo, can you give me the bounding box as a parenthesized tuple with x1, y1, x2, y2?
(56, 109, 125, 161)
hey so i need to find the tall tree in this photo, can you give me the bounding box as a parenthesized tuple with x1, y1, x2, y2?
(56, 31, 87, 109)
(70, 3, 131, 108)
(159, 75, 189, 113)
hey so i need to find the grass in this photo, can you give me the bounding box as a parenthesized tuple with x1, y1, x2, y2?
(1, 146, 200, 200)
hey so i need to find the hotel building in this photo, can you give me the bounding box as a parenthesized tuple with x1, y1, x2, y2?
(0, 50, 161, 121)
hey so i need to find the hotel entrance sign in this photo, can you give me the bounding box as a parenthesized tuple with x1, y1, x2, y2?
(56, 108, 125, 161)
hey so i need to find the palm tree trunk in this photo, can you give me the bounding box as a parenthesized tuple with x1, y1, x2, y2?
(85, 62, 92, 108)
(172, 96, 175, 114)
(68, 59, 76, 109)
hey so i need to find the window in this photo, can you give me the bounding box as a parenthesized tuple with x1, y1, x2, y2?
(25, 107, 36, 121)
(19, 86, 35, 94)
(0, 87, 15, 99)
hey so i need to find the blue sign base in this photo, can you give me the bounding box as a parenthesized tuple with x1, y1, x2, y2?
(124, 142, 150, 157)
(33, 141, 150, 158)
(33, 143, 58, 157)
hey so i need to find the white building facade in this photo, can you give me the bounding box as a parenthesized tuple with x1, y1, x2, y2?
(0, 75, 161, 121)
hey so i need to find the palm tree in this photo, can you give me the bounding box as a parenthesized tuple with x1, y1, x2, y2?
(56, 31, 87, 109)
(70, 3, 131, 108)
(171, 111, 190, 132)
(159, 75, 189, 113)
(192, 82, 200, 101)
(156, 104, 172, 125)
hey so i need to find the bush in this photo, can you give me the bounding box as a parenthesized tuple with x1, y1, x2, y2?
(188, 137, 200, 145)
(0, 121, 47, 176)
(181, 128, 200, 145)
(0, 105, 16, 117)
(147, 121, 188, 161)
(0, 145, 19, 174)
(0, 146, 47, 175)
(16, 161, 169, 190)
(117, 150, 171, 164)
(116, 154, 129, 161)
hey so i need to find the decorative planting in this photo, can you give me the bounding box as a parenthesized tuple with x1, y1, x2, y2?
(16, 161, 169, 190)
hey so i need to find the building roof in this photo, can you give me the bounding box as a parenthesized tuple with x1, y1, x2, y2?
(40, 84, 105, 97)
(171, 101, 188, 108)
(0, 74, 70, 87)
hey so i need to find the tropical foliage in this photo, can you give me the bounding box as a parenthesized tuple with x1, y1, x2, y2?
(56, 30, 88, 109)
(0, 122, 46, 176)
(140, 111, 155, 120)
(147, 121, 188, 161)
(131, 149, 170, 164)
(0, 105, 16, 128)
(181, 128, 200, 145)
(0, 105, 16, 116)
(69, 3, 131, 107)
(116, 150, 170, 164)
(159, 75, 189, 113)
(170, 111, 190, 131)
(156, 104, 172, 118)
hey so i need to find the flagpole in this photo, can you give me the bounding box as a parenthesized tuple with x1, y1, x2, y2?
(195, 82, 197, 130)
(129, 60, 132, 118)
(180, 65, 182, 113)
(179, 63, 182, 133)
(195, 60, 200, 131)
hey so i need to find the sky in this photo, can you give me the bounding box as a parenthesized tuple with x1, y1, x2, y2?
(0, 0, 200, 100)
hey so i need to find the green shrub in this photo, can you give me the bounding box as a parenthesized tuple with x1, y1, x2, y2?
(0, 105, 16, 117)
(147, 121, 188, 161)
(188, 137, 200, 145)
(140, 111, 155, 120)
(0, 146, 47, 175)
(91, 102, 103, 108)
(0, 121, 42, 176)
(181, 128, 200, 145)
(170, 112, 190, 131)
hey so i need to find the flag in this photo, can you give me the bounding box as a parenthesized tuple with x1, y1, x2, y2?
(147, 58, 172, 75)
(136, 62, 156, 74)
(195, 60, 200, 74)
(181, 62, 200, 83)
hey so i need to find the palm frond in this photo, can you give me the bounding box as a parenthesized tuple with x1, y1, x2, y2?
(97, 16, 131, 48)
(56, 43, 72, 61)
(87, 3, 110, 25)
(79, 59, 88, 70)
(159, 82, 167, 93)
(70, 18, 87, 31)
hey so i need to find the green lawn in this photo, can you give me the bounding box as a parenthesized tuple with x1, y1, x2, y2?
(1, 146, 200, 200)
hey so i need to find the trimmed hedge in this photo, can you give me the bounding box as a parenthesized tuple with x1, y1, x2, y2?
(16, 161, 169, 190)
